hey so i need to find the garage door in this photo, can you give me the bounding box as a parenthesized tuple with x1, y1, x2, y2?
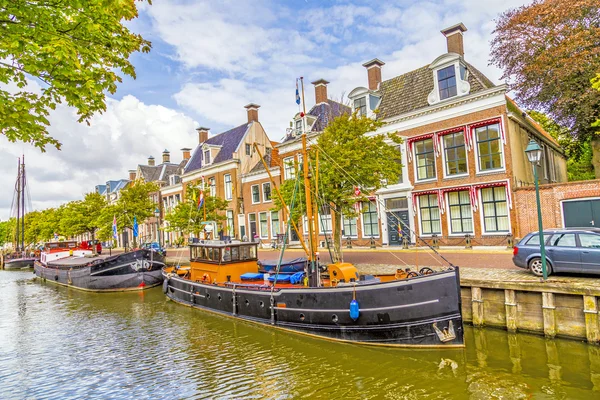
(563, 199, 600, 227)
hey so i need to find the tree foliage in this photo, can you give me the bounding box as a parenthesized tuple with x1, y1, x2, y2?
(490, 0, 600, 149)
(165, 185, 229, 237)
(58, 192, 107, 239)
(274, 113, 402, 258)
(0, 0, 151, 151)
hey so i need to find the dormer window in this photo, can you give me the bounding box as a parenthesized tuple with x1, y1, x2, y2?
(354, 97, 367, 116)
(437, 66, 457, 100)
(204, 149, 211, 165)
(295, 119, 303, 133)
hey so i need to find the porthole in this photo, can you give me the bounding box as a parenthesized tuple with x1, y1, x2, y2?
(245, 299, 250, 306)
(218, 294, 222, 301)
(259, 301, 265, 308)
(206, 293, 211, 299)
(299, 313, 305, 322)
(332, 314, 338, 323)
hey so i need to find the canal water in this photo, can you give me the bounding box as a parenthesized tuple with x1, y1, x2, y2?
(1, 270, 599, 399)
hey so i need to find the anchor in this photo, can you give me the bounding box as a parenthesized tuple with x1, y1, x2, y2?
(433, 321, 456, 342)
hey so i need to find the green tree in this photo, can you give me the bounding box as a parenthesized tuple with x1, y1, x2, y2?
(528, 111, 595, 181)
(59, 192, 107, 239)
(37, 207, 63, 241)
(275, 113, 402, 259)
(165, 185, 229, 238)
(0, 0, 151, 151)
(0, 218, 16, 248)
(490, 0, 600, 153)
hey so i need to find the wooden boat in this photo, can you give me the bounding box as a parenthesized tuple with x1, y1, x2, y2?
(2, 252, 37, 270)
(34, 241, 165, 291)
(162, 129, 463, 348)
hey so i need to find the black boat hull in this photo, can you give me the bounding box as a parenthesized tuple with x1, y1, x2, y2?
(3, 257, 36, 270)
(163, 268, 464, 347)
(34, 250, 165, 292)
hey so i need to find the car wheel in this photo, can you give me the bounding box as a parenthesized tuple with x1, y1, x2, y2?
(529, 257, 552, 277)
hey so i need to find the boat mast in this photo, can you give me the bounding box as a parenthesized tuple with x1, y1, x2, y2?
(15, 158, 21, 252)
(21, 155, 25, 251)
(302, 133, 319, 287)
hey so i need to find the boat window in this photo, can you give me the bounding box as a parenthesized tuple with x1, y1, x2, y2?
(231, 246, 239, 261)
(222, 247, 231, 262)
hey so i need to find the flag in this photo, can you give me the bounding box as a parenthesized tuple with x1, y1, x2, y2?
(133, 216, 138, 238)
(112, 216, 117, 239)
(197, 191, 204, 210)
(53, 232, 58, 240)
(295, 79, 300, 105)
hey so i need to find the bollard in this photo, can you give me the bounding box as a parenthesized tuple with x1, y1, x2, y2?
(402, 235, 409, 249)
(370, 236, 376, 249)
(507, 234, 514, 249)
(346, 236, 352, 249)
(432, 234, 439, 249)
(465, 234, 472, 249)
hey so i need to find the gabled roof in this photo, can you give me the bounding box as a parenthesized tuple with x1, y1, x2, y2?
(95, 185, 107, 196)
(377, 60, 495, 120)
(139, 163, 181, 183)
(282, 100, 351, 143)
(104, 179, 129, 193)
(184, 123, 250, 173)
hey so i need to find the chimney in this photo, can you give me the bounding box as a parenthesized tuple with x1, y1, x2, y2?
(196, 127, 209, 144)
(162, 149, 170, 164)
(362, 58, 385, 91)
(441, 23, 467, 57)
(128, 170, 136, 181)
(148, 156, 155, 166)
(311, 79, 329, 104)
(181, 147, 192, 161)
(244, 103, 260, 123)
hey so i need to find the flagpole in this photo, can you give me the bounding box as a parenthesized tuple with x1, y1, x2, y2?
(300, 77, 307, 133)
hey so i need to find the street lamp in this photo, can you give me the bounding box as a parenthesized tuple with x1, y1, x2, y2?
(154, 207, 161, 246)
(525, 139, 547, 280)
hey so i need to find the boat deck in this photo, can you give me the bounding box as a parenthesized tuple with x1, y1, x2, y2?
(46, 255, 110, 267)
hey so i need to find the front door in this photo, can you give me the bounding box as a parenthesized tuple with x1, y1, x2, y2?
(547, 233, 581, 272)
(387, 211, 410, 245)
(238, 214, 246, 240)
(249, 214, 257, 240)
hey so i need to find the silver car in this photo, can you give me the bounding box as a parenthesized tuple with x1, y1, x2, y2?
(512, 228, 600, 276)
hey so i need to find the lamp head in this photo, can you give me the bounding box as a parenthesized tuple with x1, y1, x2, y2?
(525, 139, 542, 164)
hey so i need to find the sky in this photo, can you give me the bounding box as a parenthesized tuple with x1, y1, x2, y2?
(0, 0, 531, 220)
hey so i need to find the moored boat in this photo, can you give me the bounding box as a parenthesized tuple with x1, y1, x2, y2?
(34, 241, 165, 291)
(2, 252, 37, 270)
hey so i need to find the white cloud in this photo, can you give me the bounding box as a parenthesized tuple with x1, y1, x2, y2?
(0, 94, 197, 220)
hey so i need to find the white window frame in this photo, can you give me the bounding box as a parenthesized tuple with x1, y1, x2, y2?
(441, 131, 469, 179)
(478, 187, 511, 235)
(413, 138, 437, 183)
(270, 211, 280, 239)
(226, 210, 234, 236)
(259, 211, 269, 239)
(283, 157, 295, 180)
(445, 191, 474, 236)
(262, 182, 272, 202)
(343, 215, 358, 238)
(360, 201, 380, 239)
(251, 184, 260, 204)
(354, 96, 367, 116)
(204, 149, 211, 165)
(417, 194, 441, 237)
(209, 177, 216, 197)
(224, 174, 232, 200)
(473, 122, 506, 175)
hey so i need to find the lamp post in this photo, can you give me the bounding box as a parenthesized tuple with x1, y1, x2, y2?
(525, 139, 547, 280)
(154, 207, 161, 246)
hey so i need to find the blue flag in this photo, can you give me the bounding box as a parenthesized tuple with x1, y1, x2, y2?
(295, 79, 300, 105)
(112, 215, 117, 239)
(133, 216, 138, 238)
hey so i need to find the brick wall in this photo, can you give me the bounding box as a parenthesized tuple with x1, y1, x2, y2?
(514, 179, 600, 239)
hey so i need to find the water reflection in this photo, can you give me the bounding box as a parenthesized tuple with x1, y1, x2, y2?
(0, 270, 599, 399)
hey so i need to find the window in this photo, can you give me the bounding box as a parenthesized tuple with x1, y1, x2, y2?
(259, 212, 268, 238)
(480, 187, 509, 233)
(262, 182, 271, 202)
(549, 233, 576, 247)
(415, 138, 436, 180)
(476, 124, 503, 171)
(361, 201, 379, 238)
(447, 191, 472, 234)
(204, 150, 211, 165)
(175, 194, 180, 204)
(284, 157, 295, 180)
(251, 185, 260, 204)
(295, 119, 303, 133)
(246, 143, 251, 156)
(437, 65, 457, 100)
(579, 234, 600, 248)
(209, 177, 216, 197)
(444, 132, 467, 175)
(226, 210, 234, 236)
(419, 194, 441, 235)
(343, 216, 358, 237)
(354, 97, 367, 116)
(271, 211, 280, 237)
(224, 174, 232, 200)
(525, 234, 552, 246)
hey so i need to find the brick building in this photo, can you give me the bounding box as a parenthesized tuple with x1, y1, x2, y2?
(181, 104, 273, 239)
(346, 23, 568, 246)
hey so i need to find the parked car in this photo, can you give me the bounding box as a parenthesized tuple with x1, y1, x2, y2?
(140, 242, 166, 256)
(513, 228, 600, 276)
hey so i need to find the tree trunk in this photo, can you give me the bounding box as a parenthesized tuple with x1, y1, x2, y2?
(591, 137, 600, 179)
